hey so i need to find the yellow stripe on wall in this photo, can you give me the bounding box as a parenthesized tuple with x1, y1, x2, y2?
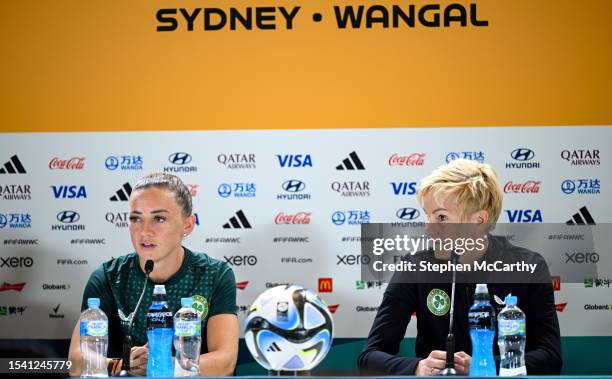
(1, 0, 611, 132)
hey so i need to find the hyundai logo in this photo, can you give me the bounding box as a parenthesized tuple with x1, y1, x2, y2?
(218, 184, 232, 198)
(331, 211, 346, 225)
(168, 152, 192, 165)
(105, 156, 119, 170)
(561, 180, 576, 194)
(282, 180, 305, 193)
(396, 207, 420, 220)
(511, 148, 535, 161)
(57, 210, 80, 224)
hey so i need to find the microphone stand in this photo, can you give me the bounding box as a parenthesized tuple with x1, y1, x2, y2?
(116, 260, 154, 377)
(438, 253, 458, 376)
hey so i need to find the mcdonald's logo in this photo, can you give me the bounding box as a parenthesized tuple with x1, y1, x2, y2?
(318, 278, 333, 293)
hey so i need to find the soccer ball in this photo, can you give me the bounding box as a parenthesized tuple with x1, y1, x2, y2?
(244, 285, 334, 371)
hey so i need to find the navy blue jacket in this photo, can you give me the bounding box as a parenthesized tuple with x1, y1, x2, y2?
(358, 235, 562, 375)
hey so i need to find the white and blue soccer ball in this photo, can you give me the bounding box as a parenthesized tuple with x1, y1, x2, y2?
(244, 285, 334, 371)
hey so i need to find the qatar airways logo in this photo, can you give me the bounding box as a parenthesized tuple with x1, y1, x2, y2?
(503, 180, 541, 194)
(274, 212, 311, 225)
(388, 153, 425, 166)
(49, 157, 86, 170)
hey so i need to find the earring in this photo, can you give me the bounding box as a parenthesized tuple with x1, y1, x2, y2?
(183, 233, 187, 237)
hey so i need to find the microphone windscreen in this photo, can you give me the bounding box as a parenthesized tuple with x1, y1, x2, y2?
(145, 259, 154, 274)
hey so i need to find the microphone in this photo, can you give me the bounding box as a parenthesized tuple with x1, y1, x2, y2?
(145, 259, 154, 275)
(438, 252, 459, 376)
(116, 259, 154, 377)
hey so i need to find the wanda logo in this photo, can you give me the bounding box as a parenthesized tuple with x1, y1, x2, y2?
(388, 153, 425, 166)
(503, 180, 541, 194)
(274, 212, 311, 225)
(49, 157, 85, 170)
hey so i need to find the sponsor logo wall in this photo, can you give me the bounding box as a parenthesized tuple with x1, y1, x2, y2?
(0, 127, 611, 339)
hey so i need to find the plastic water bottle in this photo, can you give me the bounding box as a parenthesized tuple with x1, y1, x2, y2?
(79, 298, 108, 377)
(498, 295, 527, 376)
(468, 284, 496, 376)
(146, 285, 174, 377)
(174, 297, 202, 376)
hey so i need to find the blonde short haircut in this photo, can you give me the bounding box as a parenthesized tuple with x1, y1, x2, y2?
(417, 159, 502, 229)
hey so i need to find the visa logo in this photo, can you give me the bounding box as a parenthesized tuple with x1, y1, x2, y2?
(51, 185, 87, 199)
(391, 182, 417, 195)
(276, 154, 312, 168)
(505, 209, 543, 223)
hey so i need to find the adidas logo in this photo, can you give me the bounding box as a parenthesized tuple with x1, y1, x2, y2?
(110, 183, 133, 201)
(566, 206, 595, 225)
(0, 155, 26, 174)
(266, 342, 282, 352)
(223, 210, 251, 229)
(336, 151, 365, 170)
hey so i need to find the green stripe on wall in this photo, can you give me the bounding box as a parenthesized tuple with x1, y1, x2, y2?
(236, 337, 612, 375)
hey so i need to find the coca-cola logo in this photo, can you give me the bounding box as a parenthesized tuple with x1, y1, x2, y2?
(49, 157, 86, 170)
(503, 180, 541, 194)
(274, 212, 311, 225)
(388, 153, 425, 166)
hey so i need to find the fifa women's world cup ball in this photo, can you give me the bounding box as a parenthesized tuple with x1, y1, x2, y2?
(243, 285, 334, 371)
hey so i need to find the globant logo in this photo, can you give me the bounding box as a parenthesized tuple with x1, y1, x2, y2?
(388, 153, 425, 166)
(49, 157, 85, 170)
(164, 152, 197, 173)
(42, 284, 71, 290)
(265, 281, 291, 289)
(218, 153, 256, 169)
(561, 149, 600, 166)
(0, 184, 31, 200)
(52, 210, 85, 231)
(218, 183, 256, 198)
(331, 181, 370, 197)
(445, 151, 485, 163)
(0, 213, 32, 229)
(277, 180, 311, 200)
(331, 210, 371, 225)
(274, 212, 311, 225)
(105, 212, 129, 228)
(356, 306, 380, 312)
(503, 180, 541, 194)
(561, 179, 600, 195)
(104, 155, 143, 171)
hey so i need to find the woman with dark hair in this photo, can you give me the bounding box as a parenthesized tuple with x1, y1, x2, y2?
(68, 173, 238, 376)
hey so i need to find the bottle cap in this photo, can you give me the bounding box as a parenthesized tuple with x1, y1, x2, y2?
(153, 285, 166, 295)
(181, 297, 194, 308)
(475, 283, 488, 294)
(504, 295, 517, 306)
(87, 298, 100, 309)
